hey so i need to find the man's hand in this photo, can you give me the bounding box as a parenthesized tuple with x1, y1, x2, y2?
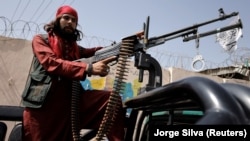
(92, 56, 117, 76)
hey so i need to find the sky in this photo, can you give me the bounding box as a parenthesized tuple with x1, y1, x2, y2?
(0, 0, 249, 70)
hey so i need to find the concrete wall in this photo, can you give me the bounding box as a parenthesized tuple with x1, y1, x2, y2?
(0, 36, 33, 140)
(83, 62, 250, 101)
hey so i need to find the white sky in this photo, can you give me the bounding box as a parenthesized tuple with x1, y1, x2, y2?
(0, 0, 249, 70)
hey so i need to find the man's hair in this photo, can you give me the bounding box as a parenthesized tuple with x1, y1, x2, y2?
(43, 17, 83, 41)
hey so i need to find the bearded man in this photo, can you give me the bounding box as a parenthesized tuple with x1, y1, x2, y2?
(22, 5, 125, 141)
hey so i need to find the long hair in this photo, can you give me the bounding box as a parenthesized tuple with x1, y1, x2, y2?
(43, 17, 83, 41)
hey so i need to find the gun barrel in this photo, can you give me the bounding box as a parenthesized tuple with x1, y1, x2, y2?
(183, 20, 242, 42)
(156, 12, 239, 40)
(146, 29, 197, 49)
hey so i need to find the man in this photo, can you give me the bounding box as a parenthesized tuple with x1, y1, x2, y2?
(22, 5, 125, 141)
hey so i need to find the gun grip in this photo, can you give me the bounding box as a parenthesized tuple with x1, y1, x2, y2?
(138, 69, 144, 82)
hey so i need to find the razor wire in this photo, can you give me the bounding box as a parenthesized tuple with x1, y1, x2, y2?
(149, 47, 250, 72)
(0, 16, 113, 46)
(0, 16, 249, 72)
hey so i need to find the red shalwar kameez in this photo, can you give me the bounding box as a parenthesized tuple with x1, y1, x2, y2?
(22, 34, 125, 141)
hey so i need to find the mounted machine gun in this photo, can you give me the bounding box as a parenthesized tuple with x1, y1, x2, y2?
(82, 8, 243, 141)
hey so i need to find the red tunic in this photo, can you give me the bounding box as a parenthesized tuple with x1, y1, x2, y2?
(23, 34, 125, 141)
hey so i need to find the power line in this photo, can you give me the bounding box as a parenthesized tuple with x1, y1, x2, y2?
(69, 0, 75, 5)
(33, 0, 53, 23)
(17, 0, 32, 20)
(10, 0, 22, 22)
(29, 0, 46, 22)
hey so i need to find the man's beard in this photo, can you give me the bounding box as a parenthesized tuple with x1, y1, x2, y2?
(59, 26, 76, 40)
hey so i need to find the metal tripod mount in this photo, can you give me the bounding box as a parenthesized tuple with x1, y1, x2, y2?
(134, 51, 162, 93)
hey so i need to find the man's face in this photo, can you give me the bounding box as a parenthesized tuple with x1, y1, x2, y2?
(59, 14, 77, 34)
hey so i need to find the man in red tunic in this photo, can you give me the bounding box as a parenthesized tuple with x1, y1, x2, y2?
(22, 5, 125, 141)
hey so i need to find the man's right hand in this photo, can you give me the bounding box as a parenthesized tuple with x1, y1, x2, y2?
(92, 56, 117, 77)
